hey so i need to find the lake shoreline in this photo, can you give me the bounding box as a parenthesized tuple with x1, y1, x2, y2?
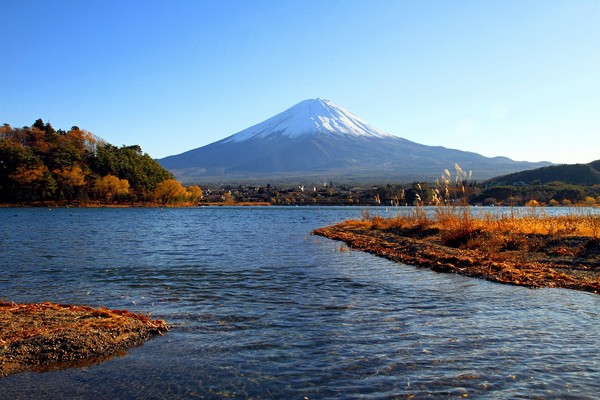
(0, 302, 168, 378)
(0, 201, 272, 208)
(313, 221, 600, 295)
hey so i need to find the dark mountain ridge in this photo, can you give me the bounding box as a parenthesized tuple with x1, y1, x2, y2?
(486, 160, 600, 186)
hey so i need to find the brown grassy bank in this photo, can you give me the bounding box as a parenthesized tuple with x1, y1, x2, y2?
(0, 201, 200, 208)
(0, 302, 168, 377)
(313, 207, 600, 294)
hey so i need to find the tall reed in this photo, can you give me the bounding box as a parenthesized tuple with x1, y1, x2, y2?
(359, 165, 600, 241)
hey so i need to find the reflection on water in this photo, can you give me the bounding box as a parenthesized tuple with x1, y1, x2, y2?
(1, 207, 599, 399)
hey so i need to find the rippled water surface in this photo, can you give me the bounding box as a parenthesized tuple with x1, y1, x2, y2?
(1, 207, 599, 399)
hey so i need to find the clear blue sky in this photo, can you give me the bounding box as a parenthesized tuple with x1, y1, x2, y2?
(2, 0, 598, 164)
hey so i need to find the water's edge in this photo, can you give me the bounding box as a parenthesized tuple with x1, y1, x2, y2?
(1, 207, 598, 399)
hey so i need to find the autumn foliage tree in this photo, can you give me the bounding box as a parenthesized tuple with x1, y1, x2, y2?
(95, 175, 130, 202)
(53, 165, 86, 202)
(9, 163, 54, 200)
(153, 180, 204, 205)
(187, 185, 203, 202)
(153, 179, 187, 205)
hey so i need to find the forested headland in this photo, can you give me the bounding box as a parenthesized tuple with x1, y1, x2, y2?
(0, 119, 202, 206)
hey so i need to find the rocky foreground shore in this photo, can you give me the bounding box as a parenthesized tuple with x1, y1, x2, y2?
(314, 222, 600, 294)
(0, 302, 167, 377)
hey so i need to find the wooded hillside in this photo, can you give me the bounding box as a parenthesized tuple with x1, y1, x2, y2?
(0, 119, 191, 204)
(486, 161, 600, 186)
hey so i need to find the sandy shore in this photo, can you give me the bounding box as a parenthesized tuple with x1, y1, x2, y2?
(314, 222, 600, 294)
(0, 302, 168, 377)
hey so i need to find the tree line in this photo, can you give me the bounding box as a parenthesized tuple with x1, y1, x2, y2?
(366, 181, 600, 207)
(0, 119, 202, 205)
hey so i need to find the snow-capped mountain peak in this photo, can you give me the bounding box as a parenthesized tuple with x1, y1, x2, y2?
(224, 98, 395, 143)
(159, 97, 552, 183)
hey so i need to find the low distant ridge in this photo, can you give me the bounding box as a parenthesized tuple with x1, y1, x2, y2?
(159, 98, 551, 184)
(486, 160, 600, 185)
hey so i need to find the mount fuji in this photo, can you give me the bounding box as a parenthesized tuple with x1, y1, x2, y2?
(159, 98, 550, 184)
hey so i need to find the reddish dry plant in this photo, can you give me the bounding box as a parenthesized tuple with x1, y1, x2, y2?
(0, 301, 168, 346)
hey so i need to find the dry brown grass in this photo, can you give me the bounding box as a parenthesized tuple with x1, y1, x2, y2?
(357, 206, 600, 248)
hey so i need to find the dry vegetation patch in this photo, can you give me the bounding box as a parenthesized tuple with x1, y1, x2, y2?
(0, 302, 168, 377)
(314, 207, 600, 294)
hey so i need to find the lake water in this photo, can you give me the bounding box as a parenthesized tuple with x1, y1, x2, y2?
(0, 207, 599, 399)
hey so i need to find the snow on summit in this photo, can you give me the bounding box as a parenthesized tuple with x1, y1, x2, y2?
(225, 98, 395, 142)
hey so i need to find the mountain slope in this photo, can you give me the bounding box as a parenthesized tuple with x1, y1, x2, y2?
(159, 98, 551, 184)
(486, 161, 600, 185)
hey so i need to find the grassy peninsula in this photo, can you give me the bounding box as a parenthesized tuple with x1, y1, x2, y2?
(0, 302, 168, 377)
(314, 206, 600, 294)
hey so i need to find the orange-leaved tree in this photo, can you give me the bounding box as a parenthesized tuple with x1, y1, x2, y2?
(96, 175, 130, 202)
(9, 163, 55, 201)
(53, 165, 86, 202)
(153, 179, 188, 205)
(187, 185, 203, 202)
